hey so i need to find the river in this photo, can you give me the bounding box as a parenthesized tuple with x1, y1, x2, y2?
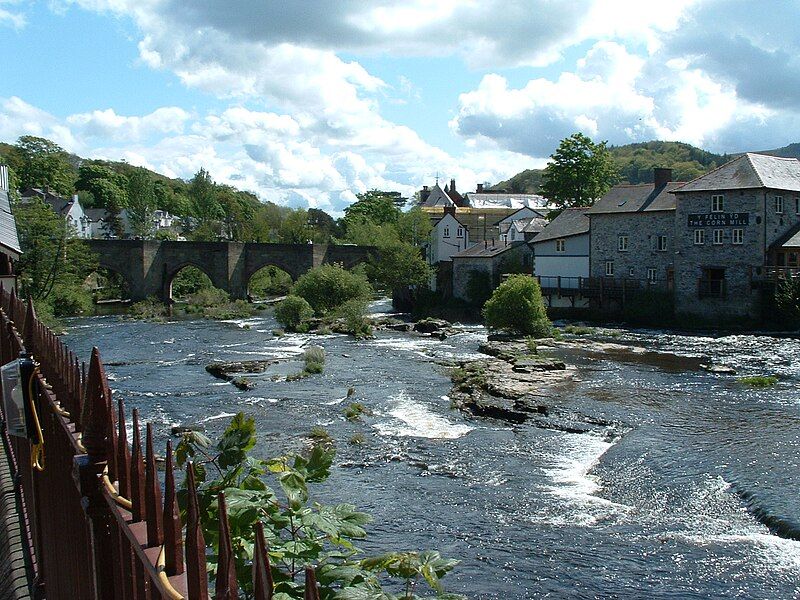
(63, 303, 800, 599)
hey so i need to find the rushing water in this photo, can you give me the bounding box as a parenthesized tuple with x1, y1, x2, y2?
(63, 305, 800, 599)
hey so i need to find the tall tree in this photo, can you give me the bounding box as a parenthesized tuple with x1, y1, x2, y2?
(189, 168, 222, 230)
(14, 136, 76, 195)
(278, 209, 310, 243)
(343, 190, 402, 230)
(126, 168, 157, 238)
(541, 133, 618, 209)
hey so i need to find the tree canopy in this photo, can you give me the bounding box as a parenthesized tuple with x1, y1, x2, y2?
(541, 133, 618, 209)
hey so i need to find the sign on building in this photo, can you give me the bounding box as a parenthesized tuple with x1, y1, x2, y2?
(687, 213, 750, 227)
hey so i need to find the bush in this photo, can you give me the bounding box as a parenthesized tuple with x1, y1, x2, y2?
(128, 296, 167, 321)
(50, 283, 93, 316)
(465, 269, 492, 307)
(171, 266, 213, 298)
(774, 277, 800, 328)
(249, 266, 293, 298)
(293, 264, 372, 315)
(185, 286, 229, 308)
(482, 274, 551, 337)
(303, 345, 325, 374)
(336, 299, 373, 338)
(274, 295, 314, 330)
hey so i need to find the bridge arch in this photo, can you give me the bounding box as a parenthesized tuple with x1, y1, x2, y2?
(165, 262, 228, 302)
(246, 265, 294, 300)
(86, 265, 133, 302)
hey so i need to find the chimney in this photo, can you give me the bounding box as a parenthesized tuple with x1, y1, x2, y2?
(476, 183, 484, 193)
(654, 168, 673, 189)
(450, 179, 457, 194)
(420, 186, 430, 203)
(444, 205, 456, 217)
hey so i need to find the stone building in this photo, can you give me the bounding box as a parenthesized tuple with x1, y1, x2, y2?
(672, 153, 800, 319)
(451, 240, 531, 302)
(586, 168, 683, 286)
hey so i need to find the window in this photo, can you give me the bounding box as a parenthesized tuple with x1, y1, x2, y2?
(713, 229, 724, 245)
(657, 235, 668, 252)
(694, 229, 705, 245)
(556, 239, 566, 252)
(647, 268, 657, 283)
(732, 228, 743, 245)
(712, 195, 724, 212)
(457, 227, 463, 238)
(788, 252, 798, 267)
(510, 230, 516, 241)
(443, 226, 450, 237)
(699, 267, 726, 299)
(776, 196, 784, 214)
(795, 198, 799, 214)
(618, 235, 629, 252)
(605, 261, 614, 276)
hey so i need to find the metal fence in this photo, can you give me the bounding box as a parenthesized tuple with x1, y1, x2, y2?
(0, 287, 319, 599)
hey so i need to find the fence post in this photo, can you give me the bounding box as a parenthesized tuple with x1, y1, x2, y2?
(215, 492, 238, 600)
(252, 522, 274, 600)
(185, 463, 209, 600)
(77, 347, 117, 600)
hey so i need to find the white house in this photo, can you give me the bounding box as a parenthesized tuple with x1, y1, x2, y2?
(20, 189, 93, 238)
(427, 209, 471, 264)
(529, 207, 591, 306)
(498, 207, 548, 242)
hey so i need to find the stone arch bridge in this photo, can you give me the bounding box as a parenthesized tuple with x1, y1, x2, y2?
(85, 240, 377, 302)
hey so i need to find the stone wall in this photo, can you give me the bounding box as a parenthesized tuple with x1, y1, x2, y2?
(589, 212, 674, 281)
(452, 244, 532, 302)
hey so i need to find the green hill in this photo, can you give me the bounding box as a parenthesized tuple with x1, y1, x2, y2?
(491, 140, 742, 192)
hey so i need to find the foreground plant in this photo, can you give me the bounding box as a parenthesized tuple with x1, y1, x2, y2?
(176, 413, 463, 599)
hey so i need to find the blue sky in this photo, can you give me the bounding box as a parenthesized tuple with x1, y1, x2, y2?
(1, 1, 799, 214)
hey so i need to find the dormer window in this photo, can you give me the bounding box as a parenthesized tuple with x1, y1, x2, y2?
(711, 195, 724, 212)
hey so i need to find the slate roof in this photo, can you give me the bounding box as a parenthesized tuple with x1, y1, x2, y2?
(465, 192, 551, 210)
(45, 196, 74, 217)
(770, 222, 800, 250)
(0, 189, 21, 258)
(420, 183, 455, 207)
(673, 153, 800, 193)
(522, 217, 548, 234)
(84, 208, 110, 221)
(529, 207, 590, 244)
(452, 240, 525, 258)
(585, 182, 683, 214)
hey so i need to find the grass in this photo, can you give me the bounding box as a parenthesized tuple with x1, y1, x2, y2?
(128, 297, 167, 321)
(738, 375, 779, 387)
(348, 433, 365, 446)
(303, 346, 325, 374)
(272, 329, 285, 337)
(563, 324, 593, 335)
(344, 402, 371, 421)
(309, 426, 333, 445)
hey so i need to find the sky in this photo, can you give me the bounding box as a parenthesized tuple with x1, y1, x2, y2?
(0, 0, 799, 214)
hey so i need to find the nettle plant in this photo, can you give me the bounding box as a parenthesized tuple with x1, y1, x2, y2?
(176, 413, 464, 600)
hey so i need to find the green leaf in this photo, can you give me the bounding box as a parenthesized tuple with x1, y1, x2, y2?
(217, 412, 257, 469)
(306, 444, 335, 482)
(279, 470, 308, 507)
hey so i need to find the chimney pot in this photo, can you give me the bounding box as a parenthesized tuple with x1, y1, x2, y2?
(450, 179, 456, 193)
(477, 183, 484, 193)
(653, 168, 673, 188)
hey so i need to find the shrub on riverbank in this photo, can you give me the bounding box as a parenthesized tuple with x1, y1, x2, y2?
(274, 295, 314, 330)
(303, 345, 325, 374)
(128, 297, 167, 321)
(336, 298, 373, 339)
(483, 275, 552, 337)
(293, 264, 372, 315)
(175, 413, 462, 597)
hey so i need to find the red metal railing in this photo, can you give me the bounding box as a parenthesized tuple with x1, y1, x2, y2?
(0, 287, 321, 599)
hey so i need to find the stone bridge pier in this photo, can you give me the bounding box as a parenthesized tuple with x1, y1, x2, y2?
(85, 240, 376, 302)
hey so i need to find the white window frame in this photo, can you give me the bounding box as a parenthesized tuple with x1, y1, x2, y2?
(657, 235, 668, 252)
(713, 229, 724, 245)
(618, 235, 629, 252)
(443, 226, 450, 237)
(457, 227, 463, 238)
(732, 228, 743, 245)
(628, 267, 635, 277)
(605, 261, 614, 276)
(776, 195, 784, 214)
(556, 239, 566, 252)
(694, 229, 705, 245)
(647, 268, 657, 283)
(712, 194, 724, 213)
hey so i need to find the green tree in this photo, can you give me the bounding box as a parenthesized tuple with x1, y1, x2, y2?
(76, 161, 129, 236)
(293, 264, 373, 315)
(189, 168, 223, 229)
(274, 295, 314, 330)
(14, 197, 97, 316)
(482, 274, 551, 336)
(126, 168, 156, 238)
(343, 190, 402, 230)
(14, 136, 76, 195)
(541, 133, 618, 209)
(278, 208, 310, 243)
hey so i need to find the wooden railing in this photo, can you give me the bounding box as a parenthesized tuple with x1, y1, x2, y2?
(535, 275, 670, 297)
(0, 287, 320, 599)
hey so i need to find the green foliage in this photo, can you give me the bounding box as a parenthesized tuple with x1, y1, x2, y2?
(482, 275, 551, 337)
(489, 169, 544, 194)
(14, 197, 97, 313)
(128, 297, 167, 321)
(344, 190, 402, 229)
(176, 413, 460, 598)
(76, 161, 129, 236)
(303, 346, 326, 375)
(609, 141, 726, 184)
(344, 403, 370, 422)
(738, 375, 778, 387)
(14, 136, 76, 196)
(189, 167, 223, 227)
(293, 264, 373, 316)
(774, 277, 800, 327)
(278, 209, 311, 244)
(250, 266, 293, 298)
(171, 266, 214, 298)
(541, 133, 618, 209)
(465, 270, 492, 307)
(274, 296, 315, 331)
(126, 167, 157, 238)
(336, 299, 373, 339)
